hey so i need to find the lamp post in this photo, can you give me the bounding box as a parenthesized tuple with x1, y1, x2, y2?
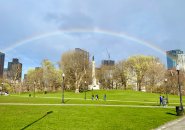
(84, 81, 87, 100)
(0, 83, 3, 96)
(176, 65, 183, 108)
(164, 79, 168, 104)
(62, 73, 65, 104)
(33, 81, 36, 97)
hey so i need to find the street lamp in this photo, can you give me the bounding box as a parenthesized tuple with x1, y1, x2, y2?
(84, 81, 87, 100)
(62, 73, 65, 103)
(164, 79, 168, 104)
(0, 83, 3, 96)
(33, 81, 36, 97)
(176, 64, 184, 115)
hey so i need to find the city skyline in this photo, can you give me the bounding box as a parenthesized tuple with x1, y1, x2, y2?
(1, 0, 185, 75)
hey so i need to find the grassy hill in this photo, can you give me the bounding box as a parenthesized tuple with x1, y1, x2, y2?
(0, 90, 183, 130)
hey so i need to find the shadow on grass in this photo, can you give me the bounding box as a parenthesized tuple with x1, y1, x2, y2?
(166, 112, 176, 116)
(20, 111, 53, 130)
(64, 99, 70, 103)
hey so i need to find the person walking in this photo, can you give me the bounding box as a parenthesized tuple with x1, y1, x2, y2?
(92, 94, 94, 100)
(162, 96, 167, 107)
(95, 94, 99, 100)
(104, 94, 106, 101)
(160, 95, 163, 105)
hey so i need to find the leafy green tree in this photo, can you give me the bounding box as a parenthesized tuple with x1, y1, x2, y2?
(26, 59, 62, 92)
(127, 55, 154, 91)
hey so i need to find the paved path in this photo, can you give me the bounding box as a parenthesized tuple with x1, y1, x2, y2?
(155, 116, 185, 130)
(0, 102, 175, 108)
(11, 95, 180, 105)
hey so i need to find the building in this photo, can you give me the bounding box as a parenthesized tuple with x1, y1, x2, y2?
(166, 49, 183, 69)
(101, 60, 115, 66)
(177, 54, 185, 71)
(0, 52, 5, 78)
(3, 68, 8, 79)
(7, 58, 22, 81)
(35, 67, 41, 70)
(75, 48, 89, 61)
(75, 48, 90, 71)
(23, 74, 27, 81)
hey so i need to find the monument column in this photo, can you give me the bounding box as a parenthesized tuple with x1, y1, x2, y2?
(89, 56, 99, 90)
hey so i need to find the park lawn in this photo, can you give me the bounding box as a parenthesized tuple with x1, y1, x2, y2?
(0, 105, 178, 130)
(0, 90, 183, 130)
(0, 96, 158, 106)
(10, 90, 184, 106)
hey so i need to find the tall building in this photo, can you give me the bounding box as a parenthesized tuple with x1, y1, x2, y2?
(166, 49, 183, 69)
(101, 60, 115, 66)
(0, 52, 5, 78)
(75, 48, 90, 70)
(7, 58, 22, 81)
(166, 49, 185, 71)
(177, 54, 185, 71)
(75, 48, 89, 61)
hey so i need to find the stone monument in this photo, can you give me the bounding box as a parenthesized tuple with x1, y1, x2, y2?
(88, 56, 100, 90)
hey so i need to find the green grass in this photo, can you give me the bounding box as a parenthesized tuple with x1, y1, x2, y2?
(10, 90, 184, 106)
(0, 90, 183, 130)
(0, 105, 178, 130)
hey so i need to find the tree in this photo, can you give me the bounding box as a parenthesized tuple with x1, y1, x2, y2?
(164, 69, 185, 95)
(26, 59, 62, 93)
(97, 65, 114, 89)
(127, 55, 154, 91)
(61, 50, 90, 92)
(145, 57, 166, 93)
(113, 60, 129, 90)
(42, 59, 62, 92)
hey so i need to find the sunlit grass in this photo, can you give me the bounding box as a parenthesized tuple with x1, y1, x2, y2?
(0, 105, 178, 130)
(0, 90, 183, 130)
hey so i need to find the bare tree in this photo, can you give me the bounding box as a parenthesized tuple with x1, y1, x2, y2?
(113, 60, 129, 90)
(145, 58, 166, 93)
(61, 50, 90, 92)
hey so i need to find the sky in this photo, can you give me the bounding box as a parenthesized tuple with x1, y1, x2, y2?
(0, 0, 185, 75)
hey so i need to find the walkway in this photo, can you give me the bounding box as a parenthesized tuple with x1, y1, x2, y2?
(155, 116, 185, 130)
(0, 102, 175, 108)
(11, 95, 180, 105)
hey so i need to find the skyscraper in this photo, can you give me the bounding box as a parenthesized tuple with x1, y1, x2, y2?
(7, 58, 22, 81)
(177, 54, 185, 71)
(0, 52, 5, 78)
(75, 48, 89, 61)
(101, 60, 115, 66)
(166, 49, 185, 71)
(75, 48, 90, 70)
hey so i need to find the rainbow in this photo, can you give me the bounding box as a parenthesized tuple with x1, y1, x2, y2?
(3, 28, 166, 56)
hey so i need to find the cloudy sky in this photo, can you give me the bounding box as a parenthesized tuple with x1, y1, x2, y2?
(0, 0, 185, 75)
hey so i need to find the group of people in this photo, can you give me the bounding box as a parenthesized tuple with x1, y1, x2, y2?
(92, 94, 106, 101)
(160, 95, 168, 106)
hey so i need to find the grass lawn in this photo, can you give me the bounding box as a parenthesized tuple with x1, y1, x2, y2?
(0, 105, 178, 130)
(0, 90, 183, 130)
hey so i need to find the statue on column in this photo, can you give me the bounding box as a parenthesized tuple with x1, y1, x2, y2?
(89, 56, 100, 90)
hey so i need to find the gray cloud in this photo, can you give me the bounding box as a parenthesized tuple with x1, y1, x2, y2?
(1, 0, 185, 74)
